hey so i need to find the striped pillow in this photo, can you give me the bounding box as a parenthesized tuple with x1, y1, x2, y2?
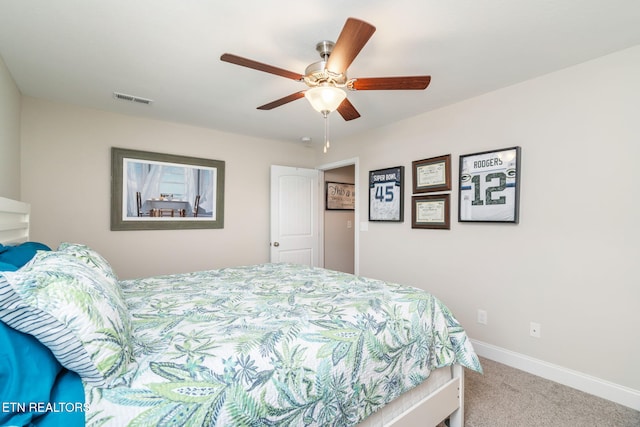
(0, 250, 135, 387)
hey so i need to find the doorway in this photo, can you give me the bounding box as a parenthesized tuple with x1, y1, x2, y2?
(318, 158, 359, 275)
(269, 159, 359, 274)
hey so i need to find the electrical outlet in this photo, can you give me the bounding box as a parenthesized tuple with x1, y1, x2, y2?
(530, 322, 541, 338)
(477, 309, 488, 325)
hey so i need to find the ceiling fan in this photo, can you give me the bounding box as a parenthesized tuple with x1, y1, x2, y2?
(219, 17, 431, 122)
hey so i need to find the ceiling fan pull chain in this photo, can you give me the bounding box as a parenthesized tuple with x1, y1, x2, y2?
(323, 111, 331, 153)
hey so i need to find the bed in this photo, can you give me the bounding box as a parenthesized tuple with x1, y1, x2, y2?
(0, 196, 481, 427)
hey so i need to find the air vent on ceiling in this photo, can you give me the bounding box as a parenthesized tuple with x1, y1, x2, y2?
(113, 92, 153, 105)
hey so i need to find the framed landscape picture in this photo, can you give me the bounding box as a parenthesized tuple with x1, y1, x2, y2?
(111, 147, 225, 230)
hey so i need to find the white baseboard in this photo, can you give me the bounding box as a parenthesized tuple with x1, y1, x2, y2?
(470, 339, 640, 411)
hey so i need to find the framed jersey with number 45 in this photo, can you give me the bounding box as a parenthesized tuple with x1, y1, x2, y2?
(369, 166, 404, 222)
(458, 147, 521, 223)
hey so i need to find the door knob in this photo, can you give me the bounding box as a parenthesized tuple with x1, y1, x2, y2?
(273, 242, 280, 247)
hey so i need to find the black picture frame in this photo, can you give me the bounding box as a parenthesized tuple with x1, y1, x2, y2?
(368, 166, 404, 222)
(111, 147, 225, 230)
(458, 146, 521, 223)
(326, 182, 355, 210)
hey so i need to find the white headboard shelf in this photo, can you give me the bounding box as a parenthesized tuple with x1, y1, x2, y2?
(0, 197, 30, 245)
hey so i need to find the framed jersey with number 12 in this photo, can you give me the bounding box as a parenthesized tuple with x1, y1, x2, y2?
(458, 147, 521, 223)
(369, 166, 404, 222)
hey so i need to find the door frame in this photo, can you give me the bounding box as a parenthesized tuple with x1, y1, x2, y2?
(316, 157, 360, 275)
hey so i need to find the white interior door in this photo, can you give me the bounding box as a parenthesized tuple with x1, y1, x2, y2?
(270, 165, 319, 266)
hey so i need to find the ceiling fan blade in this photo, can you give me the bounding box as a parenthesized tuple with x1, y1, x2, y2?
(337, 98, 361, 121)
(326, 18, 376, 75)
(350, 76, 431, 90)
(220, 53, 303, 81)
(257, 91, 306, 110)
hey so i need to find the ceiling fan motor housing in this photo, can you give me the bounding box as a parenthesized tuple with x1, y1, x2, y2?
(303, 40, 348, 88)
(315, 40, 334, 59)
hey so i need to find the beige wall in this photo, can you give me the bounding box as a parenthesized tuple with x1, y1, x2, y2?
(320, 46, 640, 391)
(19, 98, 317, 278)
(0, 56, 21, 199)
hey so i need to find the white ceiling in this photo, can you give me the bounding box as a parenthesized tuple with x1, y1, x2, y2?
(1, 1, 639, 147)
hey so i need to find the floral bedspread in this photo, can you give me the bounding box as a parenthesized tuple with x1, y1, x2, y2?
(86, 263, 481, 426)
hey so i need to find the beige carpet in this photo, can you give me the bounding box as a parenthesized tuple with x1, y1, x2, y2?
(449, 357, 640, 427)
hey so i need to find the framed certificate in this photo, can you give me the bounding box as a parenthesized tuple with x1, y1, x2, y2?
(412, 194, 450, 229)
(412, 154, 451, 193)
(458, 146, 521, 223)
(369, 166, 404, 222)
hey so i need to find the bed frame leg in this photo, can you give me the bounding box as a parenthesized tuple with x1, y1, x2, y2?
(447, 364, 464, 427)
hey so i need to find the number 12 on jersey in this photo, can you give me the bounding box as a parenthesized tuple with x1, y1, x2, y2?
(459, 147, 521, 223)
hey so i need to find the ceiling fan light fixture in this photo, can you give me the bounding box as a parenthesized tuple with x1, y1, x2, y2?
(304, 85, 346, 113)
